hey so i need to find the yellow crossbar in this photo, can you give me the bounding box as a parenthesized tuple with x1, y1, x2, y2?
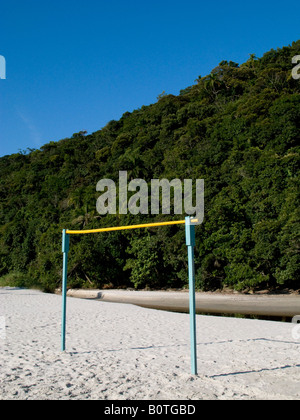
(66, 220, 187, 235)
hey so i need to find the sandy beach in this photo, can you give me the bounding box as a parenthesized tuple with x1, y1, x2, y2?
(1, 287, 300, 400)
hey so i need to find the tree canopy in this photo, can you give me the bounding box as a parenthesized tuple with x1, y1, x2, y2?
(0, 41, 299, 292)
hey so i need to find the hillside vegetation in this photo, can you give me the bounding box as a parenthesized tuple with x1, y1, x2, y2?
(0, 41, 299, 292)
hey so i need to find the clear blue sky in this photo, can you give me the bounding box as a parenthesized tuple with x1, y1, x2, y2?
(0, 0, 299, 157)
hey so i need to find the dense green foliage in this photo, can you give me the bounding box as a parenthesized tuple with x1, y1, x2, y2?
(0, 41, 299, 292)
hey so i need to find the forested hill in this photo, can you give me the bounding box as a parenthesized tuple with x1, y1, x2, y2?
(0, 41, 299, 293)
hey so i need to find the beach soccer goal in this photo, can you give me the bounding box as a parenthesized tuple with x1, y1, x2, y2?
(61, 216, 199, 375)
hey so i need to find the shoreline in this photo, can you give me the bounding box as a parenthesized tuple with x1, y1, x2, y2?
(1, 287, 300, 400)
(61, 289, 300, 318)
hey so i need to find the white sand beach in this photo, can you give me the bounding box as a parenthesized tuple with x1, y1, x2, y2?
(0, 287, 300, 400)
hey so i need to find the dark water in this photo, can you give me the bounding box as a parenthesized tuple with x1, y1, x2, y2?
(134, 303, 293, 323)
